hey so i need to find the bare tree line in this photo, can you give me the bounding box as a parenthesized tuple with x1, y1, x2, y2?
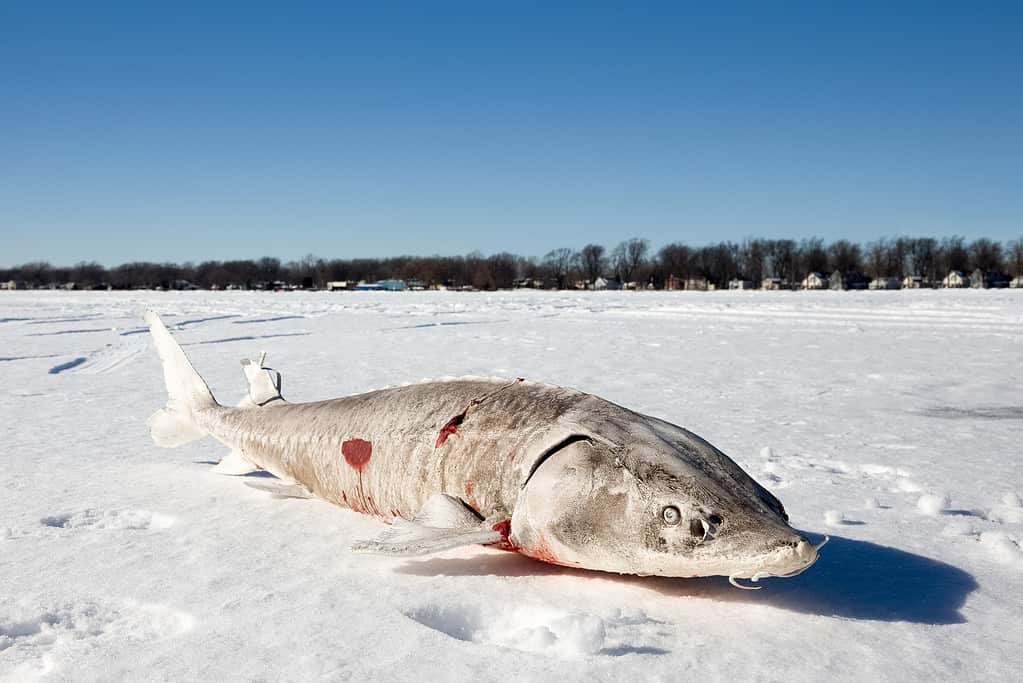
(3, 235, 1022, 291)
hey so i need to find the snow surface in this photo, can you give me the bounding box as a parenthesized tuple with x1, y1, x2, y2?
(1, 289, 1022, 681)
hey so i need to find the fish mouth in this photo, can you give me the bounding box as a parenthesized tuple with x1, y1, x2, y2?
(728, 536, 828, 590)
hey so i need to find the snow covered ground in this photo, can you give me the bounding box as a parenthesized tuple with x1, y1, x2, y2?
(1, 289, 1021, 681)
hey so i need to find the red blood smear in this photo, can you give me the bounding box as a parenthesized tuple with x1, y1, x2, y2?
(341, 438, 372, 471)
(464, 482, 473, 498)
(488, 520, 518, 552)
(526, 534, 561, 564)
(435, 411, 466, 448)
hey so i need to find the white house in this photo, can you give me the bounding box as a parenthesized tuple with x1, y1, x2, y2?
(591, 277, 621, 291)
(942, 271, 970, 288)
(869, 277, 901, 290)
(800, 272, 829, 290)
(1010, 275, 1023, 289)
(728, 279, 754, 290)
(902, 275, 927, 289)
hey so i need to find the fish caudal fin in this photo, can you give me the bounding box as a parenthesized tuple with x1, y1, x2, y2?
(237, 352, 284, 408)
(144, 310, 219, 447)
(352, 494, 502, 556)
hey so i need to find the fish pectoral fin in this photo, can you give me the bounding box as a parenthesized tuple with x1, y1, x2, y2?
(351, 519, 502, 556)
(351, 493, 501, 556)
(412, 493, 484, 528)
(243, 480, 315, 500)
(211, 451, 260, 475)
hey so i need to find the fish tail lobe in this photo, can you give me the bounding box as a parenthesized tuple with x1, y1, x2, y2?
(143, 309, 219, 447)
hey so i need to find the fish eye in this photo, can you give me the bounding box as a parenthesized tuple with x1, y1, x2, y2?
(662, 506, 681, 526)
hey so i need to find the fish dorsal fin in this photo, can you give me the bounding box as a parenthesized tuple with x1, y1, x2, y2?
(351, 494, 502, 556)
(238, 352, 284, 408)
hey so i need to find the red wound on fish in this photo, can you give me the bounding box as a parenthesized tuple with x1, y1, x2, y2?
(527, 534, 561, 564)
(491, 519, 512, 540)
(464, 482, 473, 498)
(341, 438, 372, 471)
(435, 410, 467, 448)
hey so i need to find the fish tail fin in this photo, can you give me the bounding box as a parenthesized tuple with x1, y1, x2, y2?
(237, 351, 284, 408)
(144, 309, 219, 447)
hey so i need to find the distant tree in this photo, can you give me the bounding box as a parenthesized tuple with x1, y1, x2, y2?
(19, 261, 53, 288)
(257, 257, 282, 284)
(1008, 238, 1023, 276)
(969, 238, 1004, 273)
(612, 238, 649, 284)
(905, 238, 938, 280)
(827, 240, 862, 275)
(70, 261, 106, 289)
(798, 237, 829, 277)
(765, 239, 797, 283)
(692, 242, 740, 288)
(865, 238, 902, 278)
(486, 253, 519, 289)
(580, 244, 606, 285)
(658, 242, 692, 283)
(936, 236, 969, 275)
(738, 238, 767, 284)
(543, 248, 578, 289)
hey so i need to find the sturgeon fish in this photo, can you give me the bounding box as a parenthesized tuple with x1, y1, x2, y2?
(145, 311, 824, 587)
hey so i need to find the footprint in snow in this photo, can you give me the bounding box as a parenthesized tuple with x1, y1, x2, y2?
(40, 509, 174, 531)
(45, 337, 148, 377)
(987, 492, 1023, 524)
(402, 603, 667, 658)
(0, 600, 193, 677)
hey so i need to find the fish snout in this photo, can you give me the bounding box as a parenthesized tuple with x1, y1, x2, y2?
(772, 534, 824, 577)
(794, 538, 816, 563)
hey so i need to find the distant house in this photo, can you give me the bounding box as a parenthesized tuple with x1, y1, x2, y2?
(1, 280, 28, 290)
(869, 277, 901, 290)
(830, 271, 870, 291)
(663, 274, 708, 291)
(800, 272, 829, 290)
(761, 277, 785, 290)
(406, 279, 427, 291)
(327, 281, 351, 291)
(355, 279, 407, 291)
(970, 269, 1010, 289)
(513, 278, 543, 289)
(685, 276, 710, 291)
(902, 275, 928, 289)
(591, 276, 621, 291)
(1010, 275, 1023, 289)
(728, 278, 754, 290)
(942, 271, 970, 288)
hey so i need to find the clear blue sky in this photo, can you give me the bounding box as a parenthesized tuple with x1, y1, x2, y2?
(2, 1, 1021, 266)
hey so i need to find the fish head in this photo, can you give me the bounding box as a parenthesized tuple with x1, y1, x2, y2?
(512, 432, 821, 583)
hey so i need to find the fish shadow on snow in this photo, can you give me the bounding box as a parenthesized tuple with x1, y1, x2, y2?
(397, 534, 977, 625)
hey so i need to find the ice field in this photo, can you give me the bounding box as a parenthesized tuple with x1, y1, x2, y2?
(1, 289, 1021, 681)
